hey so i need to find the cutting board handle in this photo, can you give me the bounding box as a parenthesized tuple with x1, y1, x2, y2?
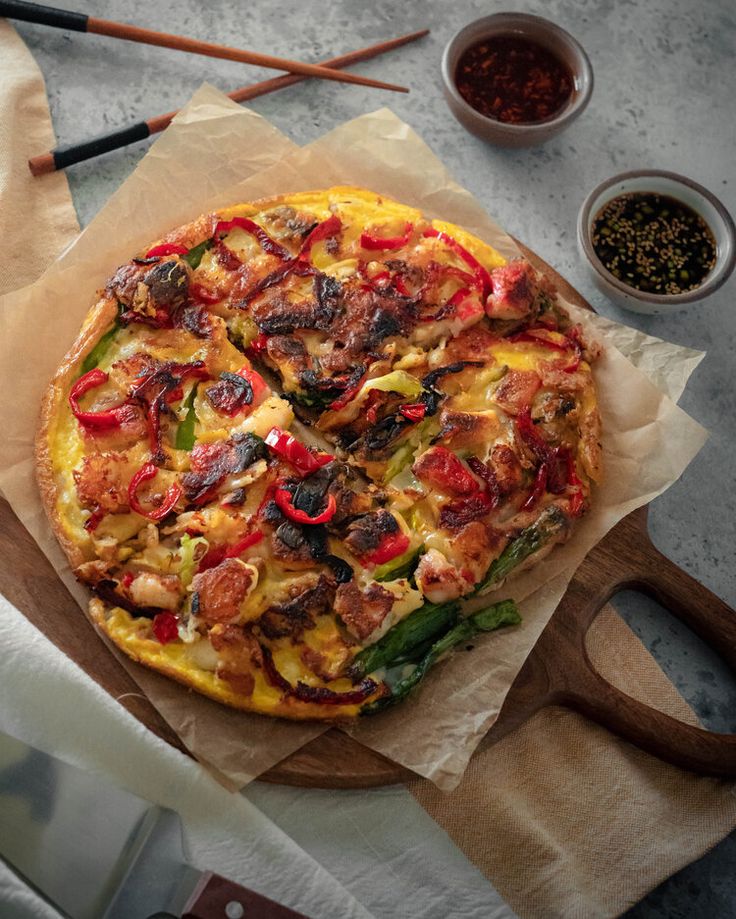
(181, 871, 309, 919)
(544, 506, 736, 775)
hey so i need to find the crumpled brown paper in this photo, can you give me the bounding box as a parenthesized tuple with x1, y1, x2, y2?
(0, 83, 708, 790)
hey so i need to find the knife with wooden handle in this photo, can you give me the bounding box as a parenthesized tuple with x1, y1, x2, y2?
(0, 730, 309, 918)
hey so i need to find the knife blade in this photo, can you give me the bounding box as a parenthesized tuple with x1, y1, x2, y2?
(0, 730, 308, 918)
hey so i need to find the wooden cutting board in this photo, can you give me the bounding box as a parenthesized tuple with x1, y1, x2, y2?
(4, 250, 735, 787)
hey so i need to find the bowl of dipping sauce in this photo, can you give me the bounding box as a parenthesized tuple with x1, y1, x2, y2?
(578, 170, 736, 314)
(441, 12, 593, 147)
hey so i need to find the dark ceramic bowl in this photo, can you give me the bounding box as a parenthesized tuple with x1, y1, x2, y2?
(441, 12, 593, 148)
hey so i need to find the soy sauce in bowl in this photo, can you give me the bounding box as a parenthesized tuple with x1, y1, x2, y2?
(591, 192, 717, 295)
(454, 35, 573, 125)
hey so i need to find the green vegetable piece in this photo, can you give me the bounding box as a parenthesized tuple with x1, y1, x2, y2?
(79, 321, 120, 375)
(175, 385, 199, 451)
(373, 545, 424, 582)
(178, 533, 209, 587)
(349, 600, 460, 681)
(363, 599, 520, 714)
(359, 369, 423, 401)
(183, 238, 213, 269)
(475, 505, 567, 595)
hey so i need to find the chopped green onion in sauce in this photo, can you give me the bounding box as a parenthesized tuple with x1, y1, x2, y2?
(591, 192, 717, 295)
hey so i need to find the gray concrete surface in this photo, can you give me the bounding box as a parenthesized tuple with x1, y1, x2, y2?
(13, 0, 736, 915)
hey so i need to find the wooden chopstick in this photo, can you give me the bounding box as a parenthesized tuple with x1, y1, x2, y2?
(0, 0, 409, 94)
(29, 29, 430, 176)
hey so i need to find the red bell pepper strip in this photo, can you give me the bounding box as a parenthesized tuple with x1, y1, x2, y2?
(152, 611, 179, 644)
(298, 215, 342, 259)
(362, 530, 411, 566)
(260, 644, 378, 705)
(422, 227, 493, 298)
(198, 530, 264, 572)
(128, 463, 182, 520)
(144, 243, 188, 258)
(189, 282, 222, 304)
(509, 328, 582, 373)
(214, 216, 291, 261)
(399, 402, 426, 423)
(328, 375, 366, 411)
(275, 487, 337, 525)
(265, 427, 334, 475)
(360, 222, 413, 251)
(520, 462, 548, 511)
(69, 369, 137, 431)
(413, 446, 479, 496)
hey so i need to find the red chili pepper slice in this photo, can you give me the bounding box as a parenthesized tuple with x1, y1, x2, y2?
(198, 530, 264, 572)
(422, 227, 493, 297)
(152, 611, 179, 644)
(128, 463, 182, 520)
(264, 427, 334, 475)
(399, 402, 426, 423)
(520, 462, 548, 511)
(275, 487, 337, 525)
(413, 446, 479, 496)
(144, 243, 188, 258)
(362, 530, 411, 566)
(69, 369, 137, 431)
(214, 216, 291, 261)
(299, 215, 342, 259)
(360, 222, 413, 251)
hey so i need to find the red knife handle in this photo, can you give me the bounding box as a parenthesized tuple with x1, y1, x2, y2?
(181, 871, 311, 919)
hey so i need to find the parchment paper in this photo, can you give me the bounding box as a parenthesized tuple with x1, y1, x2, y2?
(0, 84, 707, 790)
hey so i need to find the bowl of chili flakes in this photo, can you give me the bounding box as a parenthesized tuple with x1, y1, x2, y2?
(441, 12, 593, 148)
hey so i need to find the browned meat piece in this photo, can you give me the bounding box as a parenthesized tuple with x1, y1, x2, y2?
(258, 575, 335, 640)
(334, 580, 395, 641)
(191, 558, 257, 624)
(209, 623, 263, 696)
(74, 452, 131, 512)
(436, 409, 499, 449)
(485, 260, 539, 320)
(490, 444, 524, 494)
(343, 510, 400, 558)
(493, 369, 541, 416)
(443, 324, 499, 363)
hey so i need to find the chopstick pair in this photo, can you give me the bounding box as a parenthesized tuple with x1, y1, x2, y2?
(1, 0, 407, 93)
(28, 27, 429, 175)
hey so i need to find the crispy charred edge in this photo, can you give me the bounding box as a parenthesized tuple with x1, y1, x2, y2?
(88, 597, 371, 721)
(35, 295, 121, 571)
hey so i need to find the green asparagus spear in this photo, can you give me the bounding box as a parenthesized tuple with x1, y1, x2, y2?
(348, 600, 460, 681)
(475, 505, 567, 595)
(363, 599, 521, 714)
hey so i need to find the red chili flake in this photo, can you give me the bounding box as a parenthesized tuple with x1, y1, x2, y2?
(454, 35, 573, 125)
